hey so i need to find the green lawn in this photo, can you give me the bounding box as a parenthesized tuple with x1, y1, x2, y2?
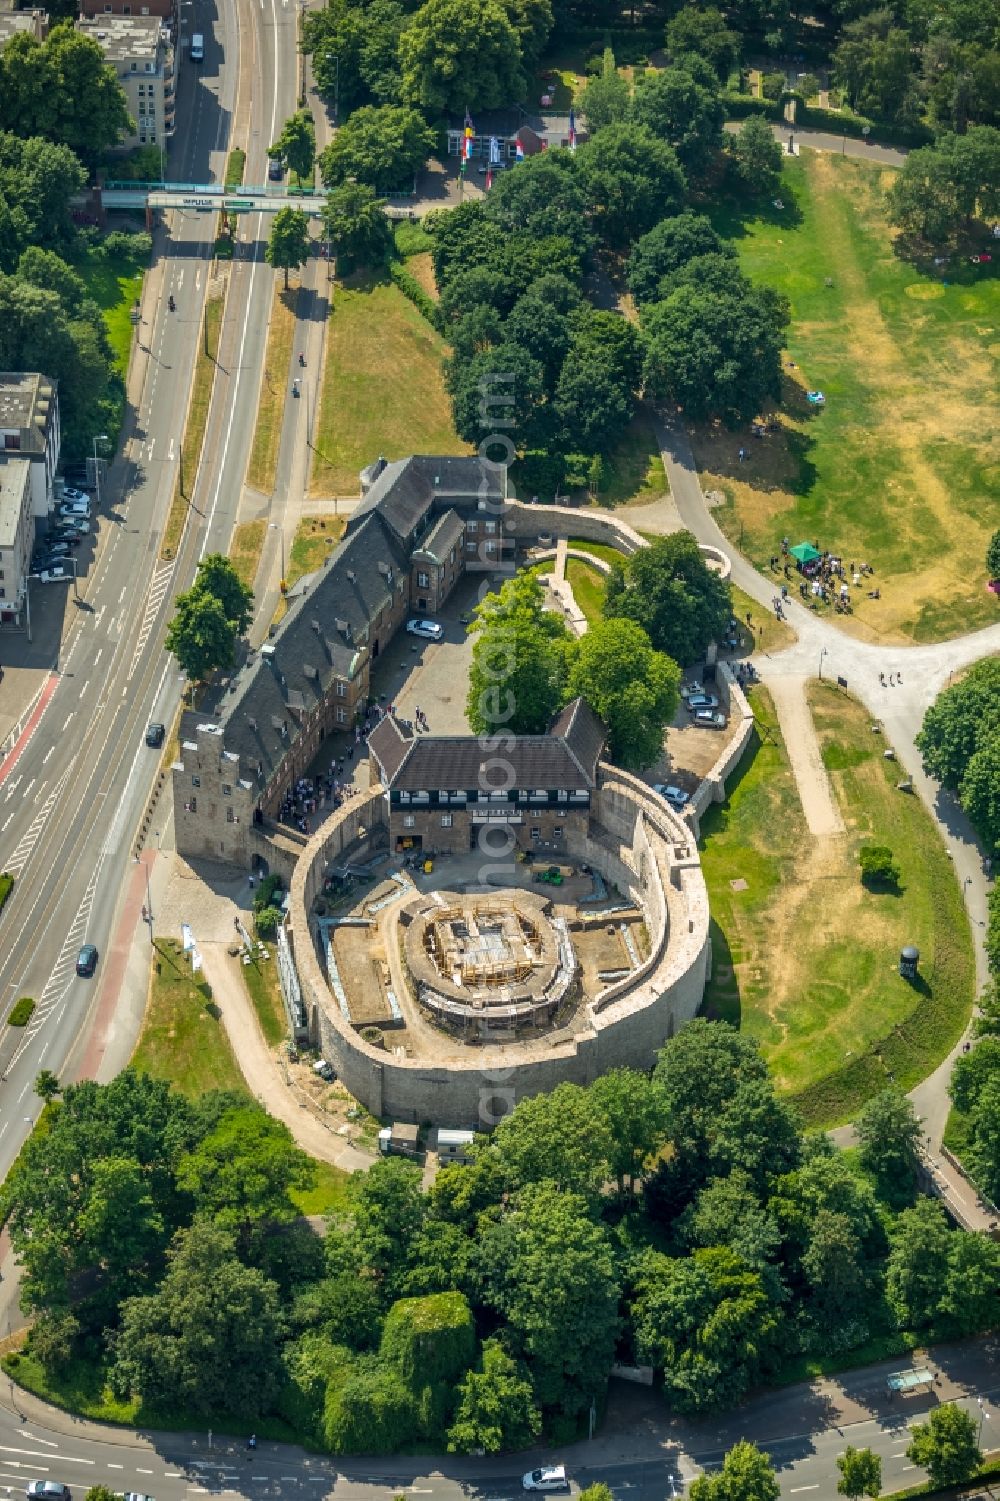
(310, 278, 469, 496)
(594, 408, 669, 508)
(290, 1157, 351, 1217)
(565, 558, 606, 625)
(241, 950, 288, 1048)
(699, 684, 974, 1126)
(77, 246, 149, 374)
(132, 938, 249, 1098)
(696, 151, 1000, 645)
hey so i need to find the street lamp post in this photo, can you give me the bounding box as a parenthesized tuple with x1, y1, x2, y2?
(269, 522, 286, 594)
(92, 432, 109, 509)
(818, 646, 829, 680)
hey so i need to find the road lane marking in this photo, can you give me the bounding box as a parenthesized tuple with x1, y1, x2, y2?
(0, 1447, 94, 1466)
(94, 649, 103, 665)
(16, 1433, 56, 1448)
(62, 714, 74, 731)
(1, 814, 11, 832)
(137, 1468, 154, 1474)
(119, 586, 127, 604)
(107, 1464, 124, 1470)
(790, 1489, 819, 1494)
(41, 747, 53, 765)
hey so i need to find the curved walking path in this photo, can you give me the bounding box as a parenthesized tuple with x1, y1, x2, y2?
(646, 410, 999, 1176)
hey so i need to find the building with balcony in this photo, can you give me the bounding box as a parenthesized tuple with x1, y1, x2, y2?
(78, 14, 175, 148)
(0, 372, 60, 521)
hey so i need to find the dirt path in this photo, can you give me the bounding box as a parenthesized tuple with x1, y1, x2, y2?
(199, 943, 373, 1172)
(765, 675, 845, 837)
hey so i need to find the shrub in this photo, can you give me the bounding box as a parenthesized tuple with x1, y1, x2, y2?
(101, 230, 152, 261)
(7, 996, 35, 1027)
(254, 906, 282, 941)
(860, 844, 901, 889)
(761, 72, 786, 100)
(393, 220, 432, 258)
(380, 1292, 476, 1390)
(361, 1025, 385, 1049)
(388, 260, 440, 330)
(254, 873, 285, 911)
(322, 1356, 419, 1454)
(225, 147, 246, 188)
(0, 870, 12, 912)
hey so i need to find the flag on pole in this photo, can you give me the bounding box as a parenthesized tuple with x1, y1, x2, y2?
(463, 108, 474, 164)
(486, 166, 493, 190)
(568, 107, 577, 151)
(489, 134, 500, 164)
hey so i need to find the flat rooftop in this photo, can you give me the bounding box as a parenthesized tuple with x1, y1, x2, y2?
(0, 372, 55, 444)
(0, 460, 31, 550)
(77, 14, 167, 60)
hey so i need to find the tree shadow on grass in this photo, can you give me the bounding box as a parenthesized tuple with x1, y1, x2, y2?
(704, 186, 805, 242)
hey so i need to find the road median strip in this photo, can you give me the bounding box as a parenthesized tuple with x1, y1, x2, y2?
(159, 289, 226, 562)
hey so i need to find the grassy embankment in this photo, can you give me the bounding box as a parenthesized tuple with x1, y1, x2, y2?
(699, 150, 1000, 643)
(699, 683, 974, 1126)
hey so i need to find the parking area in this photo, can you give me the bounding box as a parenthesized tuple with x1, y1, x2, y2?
(646, 672, 745, 799)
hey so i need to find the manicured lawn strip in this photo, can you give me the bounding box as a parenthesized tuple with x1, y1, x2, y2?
(290, 1156, 351, 1217)
(132, 938, 249, 1098)
(229, 518, 267, 592)
(287, 514, 346, 588)
(160, 292, 224, 561)
(2, 1349, 301, 1443)
(241, 950, 287, 1047)
(77, 247, 148, 374)
(700, 151, 1000, 644)
(565, 558, 606, 625)
(795, 683, 974, 1123)
(567, 539, 625, 565)
(309, 279, 469, 497)
(0, 871, 13, 912)
(730, 583, 797, 654)
(7, 997, 34, 1026)
(225, 147, 246, 187)
(698, 684, 974, 1125)
(247, 283, 297, 493)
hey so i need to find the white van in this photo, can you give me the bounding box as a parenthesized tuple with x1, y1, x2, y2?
(190, 32, 204, 60)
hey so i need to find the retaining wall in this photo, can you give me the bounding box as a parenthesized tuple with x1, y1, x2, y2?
(288, 771, 710, 1128)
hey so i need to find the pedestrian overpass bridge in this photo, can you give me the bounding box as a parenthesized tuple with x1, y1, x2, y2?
(102, 180, 328, 216)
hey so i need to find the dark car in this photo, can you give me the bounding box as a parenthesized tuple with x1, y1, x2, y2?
(145, 722, 166, 748)
(26, 1484, 71, 1501)
(47, 528, 82, 546)
(76, 944, 99, 977)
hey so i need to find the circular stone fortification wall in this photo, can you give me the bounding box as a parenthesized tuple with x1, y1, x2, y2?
(288, 772, 710, 1129)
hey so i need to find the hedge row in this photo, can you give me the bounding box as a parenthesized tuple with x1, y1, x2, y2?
(7, 996, 34, 1027)
(389, 260, 441, 332)
(721, 92, 785, 121)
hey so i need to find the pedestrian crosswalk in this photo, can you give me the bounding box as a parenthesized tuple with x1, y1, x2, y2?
(128, 560, 175, 681)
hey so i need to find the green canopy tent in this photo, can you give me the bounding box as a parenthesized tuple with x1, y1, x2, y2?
(789, 542, 822, 564)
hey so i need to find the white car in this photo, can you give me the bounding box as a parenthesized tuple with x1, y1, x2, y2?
(59, 486, 91, 503)
(522, 1469, 567, 1493)
(686, 693, 719, 712)
(37, 565, 72, 584)
(406, 618, 443, 641)
(653, 783, 690, 808)
(58, 501, 90, 519)
(694, 710, 728, 730)
(56, 517, 91, 535)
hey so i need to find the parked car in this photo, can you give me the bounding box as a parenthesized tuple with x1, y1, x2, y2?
(145, 722, 166, 748)
(56, 517, 91, 535)
(681, 680, 704, 698)
(35, 541, 70, 559)
(653, 783, 690, 808)
(124, 1492, 155, 1501)
(47, 528, 82, 546)
(37, 566, 72, 584)
(76, 943, 99, 977)
(686, 693, 719, 712)
(58, 501, 90, 520)
(26, 1485, 70, 1501)
(268, 157, 284, 180)
(406, 618, 444, 641)
(312, 1059, 335, 1081)
(694, 710, 728, 730)
(522, 1469, 568, 1493)
(59, 485, 91, 503)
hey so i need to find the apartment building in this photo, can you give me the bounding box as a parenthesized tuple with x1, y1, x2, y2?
(0, 460, 34, 628)
(0, 373, 60, 521)
(77, 14, 175, 149)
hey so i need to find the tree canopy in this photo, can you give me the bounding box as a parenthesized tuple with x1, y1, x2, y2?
(564, 617, 681, 770)
(604, 531, 732, 666)
(322, 182, 394, 268)
(165, 554, 253, 681)
(270, 110, 316, 185)
(0, 28, 132, 163)
(266, 207, 311, 288)
(400, 0, 526, 114)
(466, 571, 570, 735)
(319, 105, 435, 193)
(916, 657, 1000, 850)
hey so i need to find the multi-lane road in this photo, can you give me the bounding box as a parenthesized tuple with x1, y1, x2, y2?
(0, 0, 298, 1184)
(0, 1337, 996, 1499)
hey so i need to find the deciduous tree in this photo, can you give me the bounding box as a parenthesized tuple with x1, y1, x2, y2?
(632, 66, 725, 176)
(837, 1446, 882, 1498)
(466, 572, 571, 735)
(665, 5, 739, 80)
(322, 182, 394, 268)
(728, 115, 784, 197)
(400, 0, 526, 114)
(319, 106, 435, 193)
(488, 1082, 613, 1200)
(266, 206, 311, 288)
(689, 1442, 779, 1501)
(577, 124, 687, 249)
(165, 587, 237, 680)
(907, 1403, 983, 1488)
(628, 214, 734, 304)
(855, 1087, 923, 1197)
(589, 1069, 670, 1193)
(564, 617, 681, 770)
(270, 110, 316, 185)
(885, 1196, 952, 1328)
(604, 531, 732, 667)
(177, 1107, 314, 1254)
(447, 1338, 541, 1453)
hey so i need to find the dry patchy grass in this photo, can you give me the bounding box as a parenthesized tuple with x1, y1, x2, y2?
(160, 293, 224, 561)
(247, 282, 297, 493)
(700, 152, 1000, 645)
(309, 279, 469, 497)
(229, 518, 267, 592)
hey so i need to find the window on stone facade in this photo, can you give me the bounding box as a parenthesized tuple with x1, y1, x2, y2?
(188, 796, 197, 813)
(449, 548, 456, 563)
(466, 541, 477, 554)
(192, 775, 200, 787)
(552, 826, 564, 839)
(226, 808, 235, 823)
(441, 813, 453, 828)
(571, 790, 588, 801)
(417, 571, 429, 588)
(399, 791, 410, 802)
(403, 814, 415, 828)
(485, 540, 496, 554)
(531, 789, 547, 800)
(531, 827, 540, 840)
(336, 680, 346, 696)
(466, 519, 478, 532)
(337, 707, 347, 723)
(222, 784, 232, 796)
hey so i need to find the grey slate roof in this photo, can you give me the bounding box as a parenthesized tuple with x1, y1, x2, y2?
(349, 456, 503, 547)
(412, 508, 464, 565)
(369, 697, 605, 794)
(218, 512, 408, 783)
